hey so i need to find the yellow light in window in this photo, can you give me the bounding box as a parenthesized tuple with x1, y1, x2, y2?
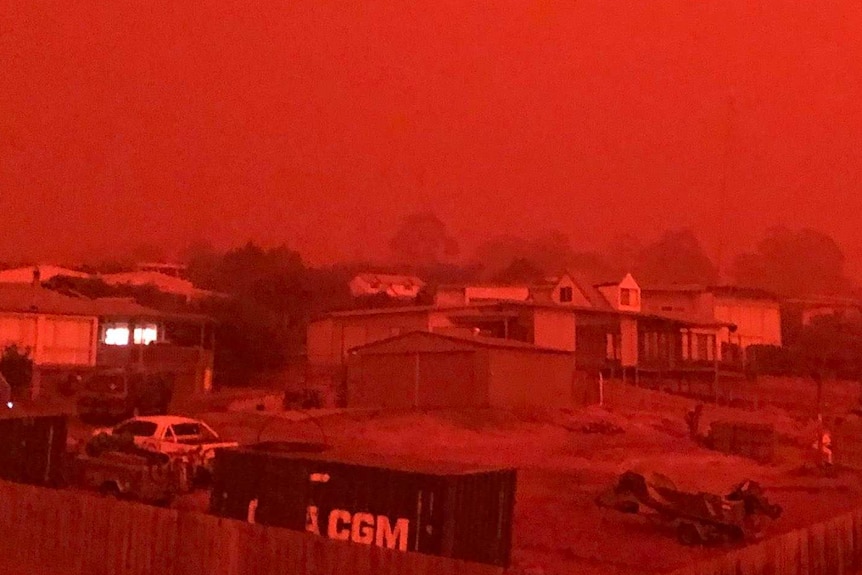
(133, 326, 158, 345)
(104, 327, 130, 346)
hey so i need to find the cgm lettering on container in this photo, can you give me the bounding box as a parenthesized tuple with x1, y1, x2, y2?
(306, 505, 410, 551)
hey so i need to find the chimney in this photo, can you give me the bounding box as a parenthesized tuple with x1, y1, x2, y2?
(32, 266, 41, 286)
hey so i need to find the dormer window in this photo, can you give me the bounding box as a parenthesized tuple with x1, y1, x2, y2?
(559, 286, 573, 303)
(620, 288, 634, 307)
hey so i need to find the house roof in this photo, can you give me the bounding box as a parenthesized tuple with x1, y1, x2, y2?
(0, 284, 98, 317)
(641, 284, 705, 292)
(348, 330, 574, 355)
(706, 285, 780, 301)
(0, 265, 90, 283)
(353, 273, 426, 287)
(320, 299, 731, 329)
(783, 296, 862, 307)
(0, 285, 211, 323)
(641, 284, 779, 301)
(99, 271, 225, 299)
(641, 310, 736, 329)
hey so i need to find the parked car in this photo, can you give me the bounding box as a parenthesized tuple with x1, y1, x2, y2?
(93, 415, 238, 483)
(71, 433, 188, 505)
(77, 368, 174, 423)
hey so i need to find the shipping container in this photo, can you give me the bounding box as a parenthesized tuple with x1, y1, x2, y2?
(0, 414, 68, 486)
(209, 445, 517, 567)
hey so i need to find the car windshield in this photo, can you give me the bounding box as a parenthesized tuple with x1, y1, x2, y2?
(113, 420, 158, 438)
(85, 374, 125, 394)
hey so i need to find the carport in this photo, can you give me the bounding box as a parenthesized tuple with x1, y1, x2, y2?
(345, 330, 586, 409)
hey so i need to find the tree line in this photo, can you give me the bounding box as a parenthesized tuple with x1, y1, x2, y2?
(20, 212, 858, 385)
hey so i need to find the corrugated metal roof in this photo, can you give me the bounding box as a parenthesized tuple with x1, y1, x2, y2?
(0, 284, 97, 316)
(349, 330, 574, 355)
(0, 285, 211, 322)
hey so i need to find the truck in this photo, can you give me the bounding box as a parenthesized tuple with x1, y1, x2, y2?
(76, 367, 174, 424)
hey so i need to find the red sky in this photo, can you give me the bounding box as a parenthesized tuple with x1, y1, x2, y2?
(3, 2, 862, 275)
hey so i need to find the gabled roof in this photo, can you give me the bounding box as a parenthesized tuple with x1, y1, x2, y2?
(551, 271, 616, 310)
(348, 330, 574, 355)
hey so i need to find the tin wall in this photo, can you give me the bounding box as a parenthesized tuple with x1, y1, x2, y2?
(209, 448, 516, 567)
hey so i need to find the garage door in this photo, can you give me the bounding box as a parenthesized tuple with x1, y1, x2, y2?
(418, 351, 478, 408)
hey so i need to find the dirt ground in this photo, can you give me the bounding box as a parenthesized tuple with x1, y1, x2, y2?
(50, 377, 862, 575)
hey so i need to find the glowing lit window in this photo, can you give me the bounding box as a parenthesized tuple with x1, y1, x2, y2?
(133, 325, 158, 345)
(104, 326, 130, 346)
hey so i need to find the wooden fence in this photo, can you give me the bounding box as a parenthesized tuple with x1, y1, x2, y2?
(6, 478, 862, 575)
(667, 507, 862, 575)
(0, 481, 504, 575)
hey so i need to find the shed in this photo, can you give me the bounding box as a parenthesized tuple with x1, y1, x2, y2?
(346, 331, 586, 409)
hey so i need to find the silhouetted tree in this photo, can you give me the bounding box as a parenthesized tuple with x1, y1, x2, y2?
(732, 227, 848, 297)
(635, 229, 719, 285)
(388, 211, 459, 266)
(604, 233, 644, 277)
(472, 231, 613, 281)
(492, 258, 546, 284)
(0, 345, 33, 393)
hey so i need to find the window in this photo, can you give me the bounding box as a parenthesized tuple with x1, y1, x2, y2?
(103, 323, 158, 345)
(133, 325, 158, 345)
(172, 423, 201, 437)
(104, 325, 130, 346)
(171, 422, 218, 443)
(559, 286, 574, 303)
(114, 420, 158, 438)
(620, 288, 636, 307)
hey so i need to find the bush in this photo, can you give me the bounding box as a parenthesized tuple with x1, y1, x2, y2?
(0, 345, 33, 392)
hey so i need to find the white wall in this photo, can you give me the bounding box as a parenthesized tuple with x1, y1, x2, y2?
(0, 313, 96, 366)
(532, 309, 576, 351)
(464, 286, 530, 303)
(713, 298, 782, 347)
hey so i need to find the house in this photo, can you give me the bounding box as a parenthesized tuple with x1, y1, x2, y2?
(435, 272, 642, 310)
(348, 273, 426, 300)
(346, 331, 591, 409)
(782, 296, 862, 327)
(640, 285, 781, 360)
(90, 297, 215, 395)
(0, 284, 99, 369)
(0, 283, 215, 397)
(0, 265, 90, 284)
(307, 303, 576, 369)
(0, 284, 99, 398)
